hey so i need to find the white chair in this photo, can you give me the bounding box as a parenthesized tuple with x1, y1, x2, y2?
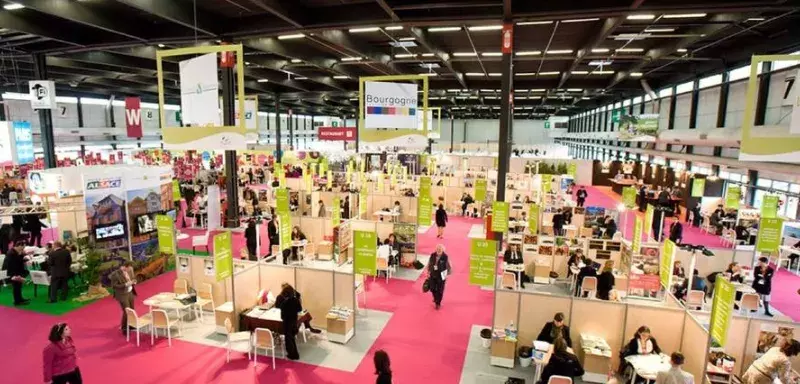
(253, 327, 278, 368)
(685, 290, 706, 310)
(151, 309, 181, 346)
(502, 272, 517, 289)
(581, 276, 598, 298)
(30, 270, 50, 297)
(125, 308, 152, 347)
(194, 283, 214, 323)
(375, 248, 391, 284)
(547, 375, 573, 384)
(192, 231, 210, 254)
(173, 278, 189, 295)
(0, 255, 7, 290)
(224, 318, 252, 363)
(736, 293, 760, 315)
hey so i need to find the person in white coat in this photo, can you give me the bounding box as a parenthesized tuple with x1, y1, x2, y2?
(656, 352, 695, 384)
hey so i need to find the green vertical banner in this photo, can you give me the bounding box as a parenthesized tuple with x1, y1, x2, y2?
(420, 176, 431, 197)
(632, 216, 643, 254)
(418, 195, 432, 226)
(761, 195, 779, 219)
(474, 179, 487, 201)
(644, 204, 655, 239)
(528, 204, 540, 234)
(278, 212, 292, 251)
(353, 230, 377, 276)
(326, 170, 333, 189)
(303, 171, 312, 193)
(390, 173, 397, 186)
(171, 180, 181, 202)
(567, 162, 577, 178)
(156, 214, 175, 255)
(359, 187, 368, 218)
(469, 239, 497, 287)
(709, 278, 735, 347)
(274, 162, 284, 186)
(725, 186, 741, 210)
(276, 188, 290, 213)
(756, 217, 784, 253)
(332, 196, 341, 227)
(623, 187, 637, 209)
(691, 179, 706, 197)
(213, 231, 233, 282)
(491, 201, 509, 232)
(660, 239, 676, 288)
(377, 174, 384, 192)
(541, 174, 552, 194)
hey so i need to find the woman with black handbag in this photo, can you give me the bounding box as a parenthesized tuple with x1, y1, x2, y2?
(425, 244, 451, 310)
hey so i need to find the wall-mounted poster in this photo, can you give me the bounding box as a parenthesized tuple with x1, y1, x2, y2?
(618, 114, 659, 141)
(629, 245, 661, 299)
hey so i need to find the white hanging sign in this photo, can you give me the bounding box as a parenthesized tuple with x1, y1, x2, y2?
(29, 80, 56, 110)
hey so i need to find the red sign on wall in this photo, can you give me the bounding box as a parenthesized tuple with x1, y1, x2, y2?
(124, 97, 143, 138)
(501, 23, 514, 54)
(318, 127, 356, 141)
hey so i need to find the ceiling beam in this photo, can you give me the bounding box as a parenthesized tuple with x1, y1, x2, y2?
(244, 37, 358, 78)
(242, 0, 309, 28)
(312, 30, 399, 75)
(375, 0, 400, 21)
(558, 17, 623, 88)
(11, 0, 148, 42)
(503, 0, 512, 20)
(409, 27, 468, 89)
(0, 9, 85, 46)
(65, 51, 178, 73)
(113, 0, 217, 37)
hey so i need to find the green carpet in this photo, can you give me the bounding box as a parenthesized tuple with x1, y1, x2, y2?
(177, 248, 210, 256)
(0, 280, 102, 315)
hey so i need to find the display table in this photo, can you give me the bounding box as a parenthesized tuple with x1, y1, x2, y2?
(611, 180, 638, 195)
(317, 241, 333, 260)
(326, 308, 354, 344)
(578, 334, 613, 383)
(625, 353, 671, 383)
(240, 307, 312, 335)
(490, 337, 517, 368)
(215, 302, 235, 334)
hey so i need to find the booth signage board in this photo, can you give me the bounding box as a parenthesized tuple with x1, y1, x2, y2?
(276, 188, 290, 213)
(327, 170, 333, 189)
(420, 176, 431, 197)
(618, 114, 660, 140)
(12, 121, 34, 165)
(364, 81, 418, 129)
(541, 174, 552, 194)
(353, 230, 377, 276)
(318, 127, 356, 141)
(475, 179, 487, 201)
(278, 212, 292, 251)
(528, 204, 539, 234)
(761, 195, 779, 219)
(29, 80, 56, 110)
(567, 162, 577, 178)
(304, 172, 312, 193)
(213, 231, 233, 282)
(725, 186, 741, 210)
(623, 187, 637, 209)
(418, 195, 432, 226)
(332, 197, 341, 227)
(660, 239, 676, 288)
(756, 218, 784, 253)
(632, 216, 643, 254)
(691, 179, 706, 197)
(709, 278, 735, 347)
(645, 204, 654, 239)
(156, 214, 175, 255)
(359, 187, 367, 217)
(179, 53, 220, 127)
(125, 97, 143, 138)
(171, 180, 181, 201)
(469, 239, 497, 286)
(491, 201, 510, 232)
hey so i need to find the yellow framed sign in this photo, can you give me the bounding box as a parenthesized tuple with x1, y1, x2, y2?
(157, 44, 246, 150)
(358, 74, 429, 148)
(739, 54, 800, 163)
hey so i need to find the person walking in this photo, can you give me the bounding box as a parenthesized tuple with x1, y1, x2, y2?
(274, 284, 301, 360)
(752, 257, 775, 317)
(668, 221, 683, 245)
(426, 244, 452, 310)
(576, 186, 588, 207)
(43, 323, 82, 384)
(4, 241, 29, 306)
(244, 219, 258, 261)
(266, 212, 278, 257)
(109, 262, 136, 334)
(26, 210, 47, 248)
(48, 242, 72, 303)
(374, 349, 392, 384)
(435, 203, 448, 239)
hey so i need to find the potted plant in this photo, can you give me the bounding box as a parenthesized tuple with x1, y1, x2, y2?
(76, 243, 110, 302)
(479, 328, 492, 348)
(518, 346, 533, 367)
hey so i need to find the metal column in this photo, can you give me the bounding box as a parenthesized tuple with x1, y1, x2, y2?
(289, 111, 294, 150)
(33, 53, 56, 169)
(275, 95, 282, 163)
(449, 118, 455, 152)
(496, 22, 514, 246)
(221, 65, 239, 228)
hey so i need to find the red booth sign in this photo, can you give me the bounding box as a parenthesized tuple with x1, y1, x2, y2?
(318, 127, 356, 141)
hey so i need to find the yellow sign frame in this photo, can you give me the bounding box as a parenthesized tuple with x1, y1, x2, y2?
(740, 54, 800, 158)
(358, 74, 430, 144)
(156, 44, 246, 146)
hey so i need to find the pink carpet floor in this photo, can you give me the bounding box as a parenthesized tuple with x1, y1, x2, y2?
(1, 216, 493, 383)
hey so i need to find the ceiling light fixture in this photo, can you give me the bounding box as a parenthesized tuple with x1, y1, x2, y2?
(295, 77, 309, 80)
(516, 50, 541, 56)
(428, 27, 461, 32)
(627, 14, 656, 20)
(385, 26, 404, 31)
(421, 53, 435, 57)
(591, 48, 609, 53)
(616, 48, 644, 52)
(3, 3, 24, 10)
(538, 71, 560, 76)
(291, 59, 302, 63)
(662, 13, 707, 19)
(482, 52, 502, 57)
(465, 73, 485, 77)
(341, 57, 363, 61)
(399, 37, 416, 41)
(562, 18, 600, 23)
(746, 18, 766, 21)
(592, 71, 615, 75)
(516, 72, 536, 76)
(488, 73, 501, 77)
(349, 27, 380, 33)
(571, 71, 589, 75)
(468, 25, 503, 31)
(677, 48, 688, 53)
(394, 54, 416, 58)
(567, 88, 583, 92)
(546, 49, 573, 54)
(645, 28, 675, 33)
(630, 72, 643, 77)
(589, 60, 613, 66)
(157, 44, 165, 48)
(419, 73, 437, 76)
(517, 21, 553, 26)
(257, 79, 269, 83)
(278, 33, 305, 40)
(452, 52, 478, 57)
(333, 76, 349, 79)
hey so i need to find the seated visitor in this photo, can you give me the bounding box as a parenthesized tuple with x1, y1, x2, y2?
(536, 312, 572, 347)
(539, 336, 584, 384)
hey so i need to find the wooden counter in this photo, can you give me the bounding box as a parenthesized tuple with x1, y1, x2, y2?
(326, 314, 354, 344)
(490, 338, 517, 368)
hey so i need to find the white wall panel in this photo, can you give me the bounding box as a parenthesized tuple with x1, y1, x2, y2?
(697, 87, 721, 128)
(726, 80, 749, 127)
(765, 70, 794, 126)
(659, 98, 671, 129)
(674, 94, 692, 130)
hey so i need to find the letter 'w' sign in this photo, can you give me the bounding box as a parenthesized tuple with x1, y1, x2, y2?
(125, 97, 142, 138)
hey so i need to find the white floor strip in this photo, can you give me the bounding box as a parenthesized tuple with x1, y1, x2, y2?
(468, 224, 486, 239)
(418, 225, 431, 234)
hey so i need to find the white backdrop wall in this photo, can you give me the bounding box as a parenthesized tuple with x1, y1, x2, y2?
(438, 119, 552, 146)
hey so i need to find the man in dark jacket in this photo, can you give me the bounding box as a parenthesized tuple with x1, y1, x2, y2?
(4, 242, 29, 305)
(48, 242, 72, 303)
(575, 258, 597, 297)
(752, 257, 775, 317)
(25, 211, 46, 247)
(576, 186, 588, 207)
(536, 312, 572, 347)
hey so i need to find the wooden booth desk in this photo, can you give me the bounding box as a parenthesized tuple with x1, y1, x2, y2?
(578, 334, 613, 383)
(326, 312, 354, 344)
(490, 337, 517, 368)
(214, 302, 235, 334)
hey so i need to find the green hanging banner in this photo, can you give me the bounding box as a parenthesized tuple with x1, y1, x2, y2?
(725, 186, 741, 210)
(353, 230, 377, 276)
(214, 231, 233, 282)
(756, 217, 784, 254)
(541, 174, 552, 194)
(645, 204, 655, 239)
(156, 214, 175, 255)
(474, 179, 487, 201)
(660, 239, 676, 289)
(709, 278, 735, 347)
(761, 195, 779, 219)
(567, 162, 577, 178)
(469, 239, 497, 287)
(691, 179, 706, 197)
(332, 196, 341, 227)
(491, 201, 509, 233)
(418, 195, 432, 226)
(623, 186, 637, 209)
(359, 187, 368, 218)
(528, 204, 540, 234)
(171, 180, 181, 202)
(632, 216, 643, 254)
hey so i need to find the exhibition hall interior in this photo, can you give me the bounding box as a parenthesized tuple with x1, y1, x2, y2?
(2, 0, 800, 383)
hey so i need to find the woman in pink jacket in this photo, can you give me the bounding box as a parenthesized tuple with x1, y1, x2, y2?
(43, 323, 81, 384)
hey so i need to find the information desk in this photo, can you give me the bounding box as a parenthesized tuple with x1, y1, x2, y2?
(578, 334, 613, 383)
(240, 307, 312, 335)
(326, 312, 354, 344)
(490, 337, 517, 368)
(625, 353, 671, 383)
(611, 180, 639, 196)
